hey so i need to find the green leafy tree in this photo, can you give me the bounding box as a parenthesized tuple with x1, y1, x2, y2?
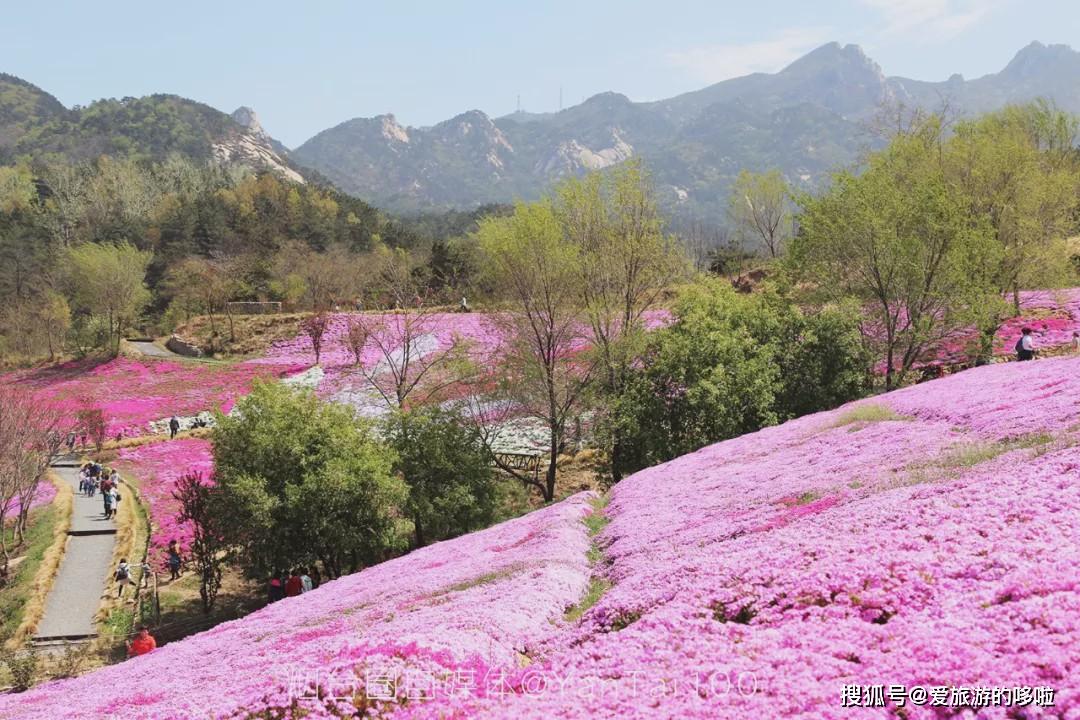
(211, 381, 406, 579)
(164, 257, 243, 346)
(64, 241, 151, 354)
(383, 408, 497, 548)
(475, 201, 590, 501)
(554, 161, 688, 482)
(946, 102, 1080, 354)
(791, 118, 996, 388)
(610, 280, 870, 476)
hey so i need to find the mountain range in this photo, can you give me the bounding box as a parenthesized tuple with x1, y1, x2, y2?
(292, 41, 1080, 220)
(3, 41, 1080, 223)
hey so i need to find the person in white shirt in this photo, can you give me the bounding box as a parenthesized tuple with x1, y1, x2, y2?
(1016, 327, 1035, 361)
(300, 568, 313, 594)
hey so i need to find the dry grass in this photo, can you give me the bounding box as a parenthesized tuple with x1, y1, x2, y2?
(172, 313, 309, 359)
(829, 403, 907, 429)
(100, 427, 211, 454)
(96, 473, 150, 635)
(3, 473, 73, 650)
(901, 433, 1058, 487)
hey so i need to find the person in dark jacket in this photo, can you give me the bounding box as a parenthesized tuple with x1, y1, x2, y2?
(1016, 327, 1035, 361)
(268, 571, 285, 602)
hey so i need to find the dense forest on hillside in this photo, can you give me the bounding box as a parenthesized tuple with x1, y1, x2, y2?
(0, 154, 494, 358)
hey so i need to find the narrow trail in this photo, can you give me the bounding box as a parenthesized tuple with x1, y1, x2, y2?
(33, 459, 116, 642)
(125, 340, 180, 359)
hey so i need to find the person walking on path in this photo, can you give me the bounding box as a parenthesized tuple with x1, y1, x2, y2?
(169, 416, 180, 440)
(300, 568, 313, 594)
(115, 559, 132, 598)
(127, 626, 157, 657)
(167, 540, 182, 581)
(103, 486, 114, 518)
(102, 485, 119, 519)
(100, 471, 115, 516)
(1016, 327, 1036, 361)
(65, 431, 76, 453)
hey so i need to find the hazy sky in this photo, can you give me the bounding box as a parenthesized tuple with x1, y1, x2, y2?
(2, 1, 1077, 147)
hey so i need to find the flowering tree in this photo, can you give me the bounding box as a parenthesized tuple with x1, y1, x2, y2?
(76, 406, 107, 453)
(348, 249, 471, 411)
(0, 386, 66, 577)
(173, 472, 225, 614)
(340, 316, 369, 367)
(300, 312, 330, 365)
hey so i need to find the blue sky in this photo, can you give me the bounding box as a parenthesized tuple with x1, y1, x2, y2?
(1, 1, 1077, 147)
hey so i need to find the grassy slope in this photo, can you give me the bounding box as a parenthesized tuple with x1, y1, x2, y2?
(0, 475, 71, 645)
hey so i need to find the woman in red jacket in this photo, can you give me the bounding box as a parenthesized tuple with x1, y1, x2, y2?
(285, 569, 303, 597)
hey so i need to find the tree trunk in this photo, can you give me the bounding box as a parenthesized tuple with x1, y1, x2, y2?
(0, 525, 9, 578)
(545, 430, 558, 502)
(414, 515, 426, 548)
(610, 437, 624, 483)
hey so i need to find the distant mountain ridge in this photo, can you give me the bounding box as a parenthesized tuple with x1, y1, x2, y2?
(292, 41, 1080, 221)
(0, 75, 302, 182)
(3, 42, 1080, 222)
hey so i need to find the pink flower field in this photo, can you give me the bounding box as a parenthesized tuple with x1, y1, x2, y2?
(1, 495, 594, 720)
(252, 310, 671, 417)
(6, 357, 303, 438)
(114, 438, 214, 567)
(927, 288, 1080, 367)
(3, 352, 1078, 718)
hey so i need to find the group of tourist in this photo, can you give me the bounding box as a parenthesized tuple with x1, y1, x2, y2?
(1013, 326, 1080, 361)
(78, 461, 122, 519)
(267, 567, 320, 601)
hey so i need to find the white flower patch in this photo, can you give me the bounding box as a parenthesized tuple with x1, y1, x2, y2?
(281, 365, 325, 391)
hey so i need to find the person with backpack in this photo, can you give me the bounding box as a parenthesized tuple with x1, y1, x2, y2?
(168, 416, 180, 440)
(1016, 327, 1036, 361)
(167, 540, 182, 581)
(116, 559, 132, 598)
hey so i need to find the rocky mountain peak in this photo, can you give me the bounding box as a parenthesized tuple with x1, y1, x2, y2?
(781, 42, 882, 81)
(231, 106, 264, 135)
(1002, 41, 1080, 79)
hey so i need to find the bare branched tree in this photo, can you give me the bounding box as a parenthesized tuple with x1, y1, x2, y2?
(346, 251, 470, 411)
(0, 386, 67, 578)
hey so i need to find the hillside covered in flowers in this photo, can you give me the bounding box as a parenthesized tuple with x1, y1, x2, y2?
(2, 349, 1077, 718)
